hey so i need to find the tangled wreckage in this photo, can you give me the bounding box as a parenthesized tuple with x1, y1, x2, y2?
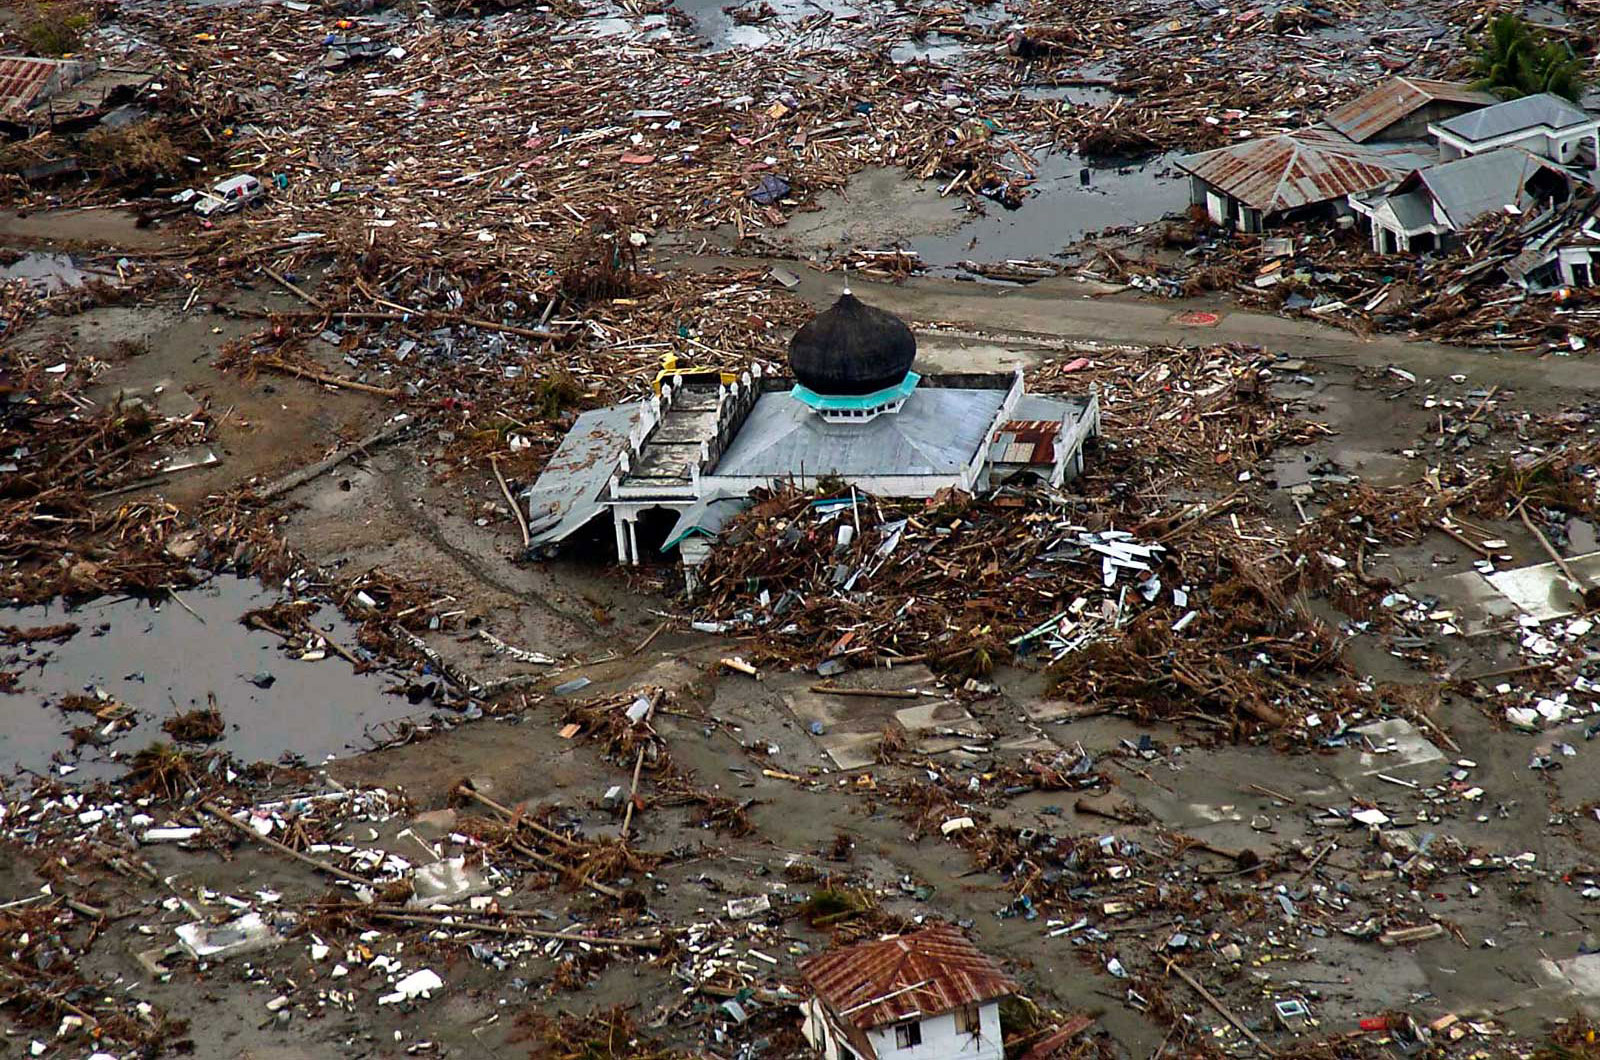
(16, 0, 1600, 1056)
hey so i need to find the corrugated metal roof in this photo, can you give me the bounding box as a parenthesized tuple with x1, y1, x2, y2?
(524, 404, 636, 550)
(1176, 128, 1435, 213)
(0, 57, 67, 119)
(1435, 92, 1593, 143)
(1324, 77, 1495, 143)
(990, 420, 1058, 465)
(1011, 393, 1093, 421)
(798, 925, 1017, 1030)
(662, 492, 751, 550)
(989, 393, 1096, 466)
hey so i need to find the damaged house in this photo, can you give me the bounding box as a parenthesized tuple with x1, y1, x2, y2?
(798, 925, 1017, 1060)
(1175, 127, 1435, 233)
(1179, 75, 1600, 270)
(1175, 77, 1496, 232)
(1347, 92, 1600, 257)
(1349, 148, 1577, 253)
(0, 56, 94, 127)
(1501, 193, 1600, 288)
(1322, 76, 1497, 145)
(522, 291, 1099, 582)
(0, 55, 155, 139)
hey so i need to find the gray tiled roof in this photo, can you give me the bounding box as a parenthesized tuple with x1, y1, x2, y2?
(1385, 189, 1436, 229)
(1434, 93, 1592, 143)
(1417, 148, 1564, 227)
(711, 387, 1008, 479)
(525, 404, 636, 547)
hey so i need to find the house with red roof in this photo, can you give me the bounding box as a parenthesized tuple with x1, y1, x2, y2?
(797, 925, 1016, 1060)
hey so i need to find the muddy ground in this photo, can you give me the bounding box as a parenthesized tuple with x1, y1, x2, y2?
(9, 108, 1600, 1060)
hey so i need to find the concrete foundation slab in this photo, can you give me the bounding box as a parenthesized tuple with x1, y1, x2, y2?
(1347, 718, 1445, 776)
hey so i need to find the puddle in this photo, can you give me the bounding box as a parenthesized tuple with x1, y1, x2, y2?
(1523, 0, 1574, 30)
(907, 151, 1188, 273)
(662, 0, 1008, 52)
(0, 252, 90, 295)
(0, 578, 421, 780)
(563, 11, 674, 42)
(1008, 60, 1121, 108)
(1012, 83, 1116, 107)
(889, 35, 970, 65)
(662, 0, 863, 50)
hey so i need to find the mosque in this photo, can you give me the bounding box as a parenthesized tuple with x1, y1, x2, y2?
(523, 290, 1100, 581)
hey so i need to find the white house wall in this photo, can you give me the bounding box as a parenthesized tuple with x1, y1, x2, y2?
(1205, 189, 1228, 226)
(1050, 397, 1100, 487)
(862, 1004, 1004, 1060)
(1558, 246, 1600, 286)
(1367, 197, 1446, 253)
(1431, 123, 1600, 168)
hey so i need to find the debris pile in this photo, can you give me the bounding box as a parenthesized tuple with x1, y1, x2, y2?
(1107, 190, 1600, 358)
(906, 738, 1551, 1057)
(0, 347, 219, 604)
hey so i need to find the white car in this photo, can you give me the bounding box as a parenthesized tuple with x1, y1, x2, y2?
(193, 173, 265, 217)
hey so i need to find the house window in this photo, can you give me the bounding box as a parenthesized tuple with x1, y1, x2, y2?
(894, 1021, 922, 1049)
(955, 1003, 981, 1036)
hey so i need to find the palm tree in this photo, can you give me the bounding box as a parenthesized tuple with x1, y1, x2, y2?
(1472, 14, 1537, 99)
(1471, 14, 1588, 102)
(1531, 40, 1587, 102)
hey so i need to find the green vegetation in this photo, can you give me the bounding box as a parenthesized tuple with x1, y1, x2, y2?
(530, 372, 584, 420)
(20, 3, 91, 56)
(799, 887, 874, 926)
(1472, 14, 1587, 103)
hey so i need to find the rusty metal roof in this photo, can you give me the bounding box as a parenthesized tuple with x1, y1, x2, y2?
(1324, 77, 1495, 144)
(0, 56, 87, 120)
(1176, 128, 1434, 214)
(0, 57, 60, 119)
(990, 419, 1059, 464)
(798, 925, 1017, 1030)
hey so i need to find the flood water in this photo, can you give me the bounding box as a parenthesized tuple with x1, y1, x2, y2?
(0, 252, 91, 294)
(908, 151, 1189, 273)
(0, 578, 421, 780)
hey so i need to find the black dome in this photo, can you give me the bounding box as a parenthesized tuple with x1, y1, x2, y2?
(788, 293, 916, 396)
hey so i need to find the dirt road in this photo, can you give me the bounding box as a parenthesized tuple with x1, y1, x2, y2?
(680, 250, 1595, 396)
